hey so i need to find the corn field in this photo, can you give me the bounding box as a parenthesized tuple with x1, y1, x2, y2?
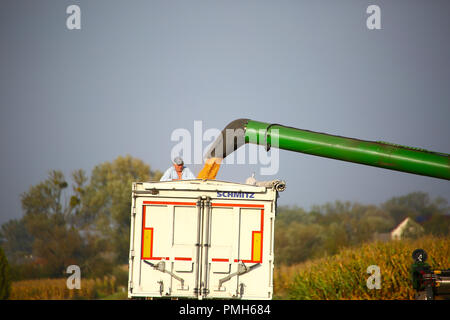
(9, 236, 449, 300)
(9, 276, 119, 300)
(273, 235, 450, 300)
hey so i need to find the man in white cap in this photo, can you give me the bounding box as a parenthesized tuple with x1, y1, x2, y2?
(160, 156, 196, 181)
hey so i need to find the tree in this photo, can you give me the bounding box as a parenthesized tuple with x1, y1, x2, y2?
(275, 222, 325, 265)
(76, 155, 162, 263)
(1, 155, 163, 279)
(0, 219, 33, 265)
(0, 246, 11, 299)
(382, 191, 449, 225)
(19, 170, 85, 277)
(422, 214, 450, 236)
(323, 222, 349, 255)
(21, 170, 69, 218)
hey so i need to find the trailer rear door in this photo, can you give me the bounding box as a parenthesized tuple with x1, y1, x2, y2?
(128, 181, 276, 300)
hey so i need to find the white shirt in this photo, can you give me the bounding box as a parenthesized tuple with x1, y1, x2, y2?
(160, 166, 196, 181)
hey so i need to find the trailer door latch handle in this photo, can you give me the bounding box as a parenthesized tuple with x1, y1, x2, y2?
(144, 260, 185, 287)
(218, 262, 261, 288)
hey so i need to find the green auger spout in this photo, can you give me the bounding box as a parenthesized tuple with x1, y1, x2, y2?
(205, 119, 450, 180)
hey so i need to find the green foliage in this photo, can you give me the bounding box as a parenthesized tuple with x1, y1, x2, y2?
(0, 219, 33, 265)
(111, 265, 129, 288)
(76, 155, 162, 263)
(16, 170, 85, 277)
(382, 191, 449, 225)
(422, 214, 450, 236)
(0, 246, 12, 299)
(275, 193, 449, 266)
(275, 222, 325, 264)
(274, 236, 450, 300)
(1, 153, 448, 287)
(1, 155, 162, 280)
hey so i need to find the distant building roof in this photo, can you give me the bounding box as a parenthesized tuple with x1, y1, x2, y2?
(391, 217, 424, 240)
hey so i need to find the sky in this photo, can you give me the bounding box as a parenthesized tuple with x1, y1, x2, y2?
(0, 0, 449, 225)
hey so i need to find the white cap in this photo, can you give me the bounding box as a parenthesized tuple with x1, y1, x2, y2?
(173, 156, 184, 165)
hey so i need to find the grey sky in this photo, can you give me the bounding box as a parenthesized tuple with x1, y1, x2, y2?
(1, 0, 449, 224)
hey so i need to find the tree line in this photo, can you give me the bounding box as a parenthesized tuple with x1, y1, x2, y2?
(275, 192, 450, 265)
(0, 155, 162, 280)
(0, 155, 448, 279)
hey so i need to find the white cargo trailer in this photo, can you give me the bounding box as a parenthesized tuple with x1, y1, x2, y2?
(128, 179, 282, 300)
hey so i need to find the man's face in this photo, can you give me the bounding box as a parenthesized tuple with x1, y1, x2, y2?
(174, 163, 183, 172)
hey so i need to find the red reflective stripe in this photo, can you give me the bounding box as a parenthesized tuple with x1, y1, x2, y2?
(142, 202, 197, 260)
(234, 259, 256, 263)
(142, 202, 264, 263)
(175, 257, 192, 261)
(143, 201, 196, 206)
(212, 203, 264, 208)
(259, 209, 264, 263)
(141, 206, 147, 259)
